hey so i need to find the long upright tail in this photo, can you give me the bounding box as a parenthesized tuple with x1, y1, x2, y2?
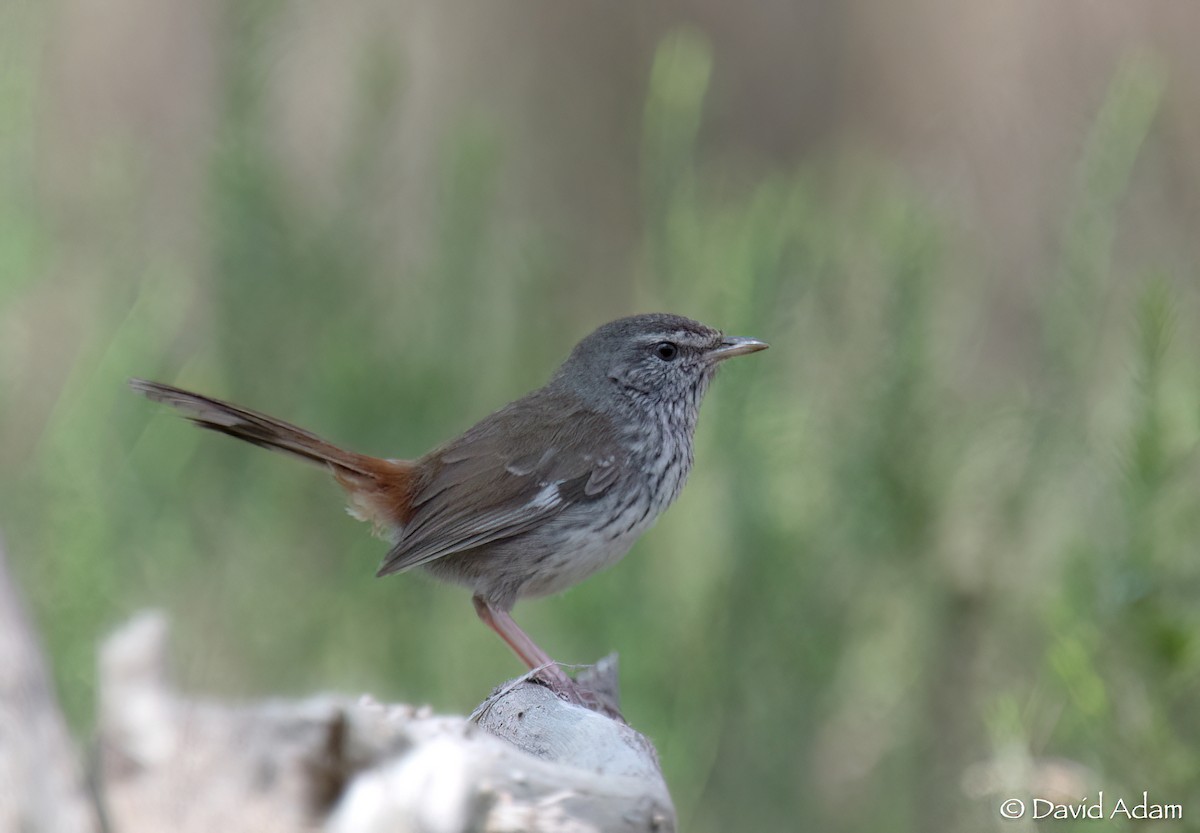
(130, 379, 415, 531)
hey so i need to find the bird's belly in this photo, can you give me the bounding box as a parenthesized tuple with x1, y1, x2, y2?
(518, 442, 693, 599)
(516, 499, 658, 599)
(426, 442, 692, 606)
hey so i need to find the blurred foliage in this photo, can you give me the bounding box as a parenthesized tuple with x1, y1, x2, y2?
(3, 10, 1200, 833)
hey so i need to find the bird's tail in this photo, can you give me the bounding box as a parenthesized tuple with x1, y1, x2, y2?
(130, 379, 415, 532)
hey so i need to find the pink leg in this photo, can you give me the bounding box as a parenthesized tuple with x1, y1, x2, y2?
(472, 595, 625, 722)
(472, 595, 573, 687)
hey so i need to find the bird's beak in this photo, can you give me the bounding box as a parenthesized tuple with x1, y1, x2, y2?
(705, 336, 769, 362)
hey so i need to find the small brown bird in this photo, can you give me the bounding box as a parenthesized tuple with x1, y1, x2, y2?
(131, 313, 766, 698)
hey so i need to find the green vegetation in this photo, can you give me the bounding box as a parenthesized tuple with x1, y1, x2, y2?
(2, 15, 1197, 832)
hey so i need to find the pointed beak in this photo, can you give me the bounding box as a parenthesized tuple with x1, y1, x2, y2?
(705, 336, 769, 362)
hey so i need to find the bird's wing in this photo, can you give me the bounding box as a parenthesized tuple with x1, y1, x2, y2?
(375, 394, 624, 576)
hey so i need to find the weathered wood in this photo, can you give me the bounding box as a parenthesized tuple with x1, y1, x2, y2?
(0, 534, 101, 833)
(96, 612, 675, 833)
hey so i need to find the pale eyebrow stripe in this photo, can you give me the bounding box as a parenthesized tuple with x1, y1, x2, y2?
(640, 329, 704, 345)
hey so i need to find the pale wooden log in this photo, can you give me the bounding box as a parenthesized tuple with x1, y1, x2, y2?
(97, 612, 676, 833)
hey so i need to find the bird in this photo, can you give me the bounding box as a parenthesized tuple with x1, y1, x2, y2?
(131, 313, 767, 703)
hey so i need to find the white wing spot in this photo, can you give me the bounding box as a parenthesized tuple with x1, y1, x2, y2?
(529, 482, 561, 510)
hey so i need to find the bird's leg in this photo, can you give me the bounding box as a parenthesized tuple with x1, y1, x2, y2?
(471, 596, 625, 721)
(471, 595, 578, 691)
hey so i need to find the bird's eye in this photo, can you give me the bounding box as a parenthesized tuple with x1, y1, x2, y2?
(654, 342, 678, 361)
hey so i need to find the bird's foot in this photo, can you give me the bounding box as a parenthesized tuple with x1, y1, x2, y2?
(531, 658, 625, 723)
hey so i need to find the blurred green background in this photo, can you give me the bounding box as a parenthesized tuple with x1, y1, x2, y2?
(3, 2, 1200, 830)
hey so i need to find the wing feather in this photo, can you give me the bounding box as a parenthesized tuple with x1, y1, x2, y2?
(375, 394, 624, 576)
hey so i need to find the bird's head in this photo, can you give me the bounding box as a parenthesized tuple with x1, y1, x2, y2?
(551, 313, 768, 414)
